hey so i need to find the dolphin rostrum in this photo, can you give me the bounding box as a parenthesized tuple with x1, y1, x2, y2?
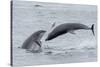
(45, 23, 94, 41)
(21, 30, 46, 52)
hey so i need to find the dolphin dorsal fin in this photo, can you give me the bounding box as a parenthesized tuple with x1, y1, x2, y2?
(69, 31, 76, 34)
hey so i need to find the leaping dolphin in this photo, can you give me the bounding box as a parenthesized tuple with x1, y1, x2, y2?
(45, 23, 94, 41)
(21, 30, 46, 53)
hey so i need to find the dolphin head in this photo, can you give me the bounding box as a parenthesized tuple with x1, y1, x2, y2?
(45, 32, 57, 41)
(45, 36, 53, 41)
(45, 36, 51, 41)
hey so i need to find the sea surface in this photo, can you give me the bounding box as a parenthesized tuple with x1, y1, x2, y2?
(12, 1, 97, 66)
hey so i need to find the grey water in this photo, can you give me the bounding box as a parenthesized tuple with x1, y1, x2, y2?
(12, 1, 97, 66)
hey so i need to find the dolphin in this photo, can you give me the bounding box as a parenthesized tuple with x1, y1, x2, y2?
(21, 30, 46, 52)
(45, 23, 94, 41)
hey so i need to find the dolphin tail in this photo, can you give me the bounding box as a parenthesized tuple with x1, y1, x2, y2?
(91, 24, 95, 35)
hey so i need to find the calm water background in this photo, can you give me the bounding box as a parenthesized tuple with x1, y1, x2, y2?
(12, 1, 97, 66)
